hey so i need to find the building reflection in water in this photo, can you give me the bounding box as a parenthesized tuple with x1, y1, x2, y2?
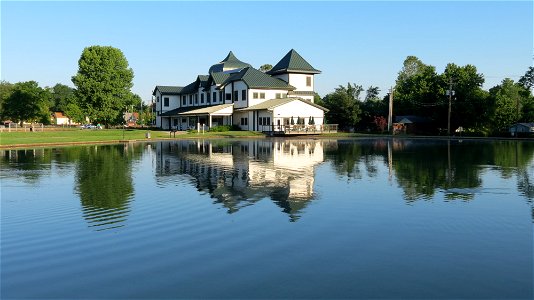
(155, 139, 327, 221)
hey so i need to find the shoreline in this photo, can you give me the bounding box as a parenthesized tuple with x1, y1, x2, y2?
(1, 133, 531, 149)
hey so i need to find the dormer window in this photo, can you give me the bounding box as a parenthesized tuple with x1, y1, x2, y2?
(306, 76, 312, 87)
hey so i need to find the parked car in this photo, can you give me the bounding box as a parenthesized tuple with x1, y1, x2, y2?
(81, 124, 97, 129)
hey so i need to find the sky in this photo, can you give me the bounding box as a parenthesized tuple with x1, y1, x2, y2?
(1, 1, 533, 103)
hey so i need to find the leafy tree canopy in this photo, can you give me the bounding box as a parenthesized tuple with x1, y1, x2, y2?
(259, 64, 273, 72)
(72, 45, 134, 126)
(3, 81, 52, 125)
(322, 83, 362, 128)
(518, 66, 534, 92)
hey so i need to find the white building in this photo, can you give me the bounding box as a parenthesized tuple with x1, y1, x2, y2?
(153, 49, 328, 132)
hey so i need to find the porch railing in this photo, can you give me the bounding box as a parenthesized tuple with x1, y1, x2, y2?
(263, 124, 338, 134)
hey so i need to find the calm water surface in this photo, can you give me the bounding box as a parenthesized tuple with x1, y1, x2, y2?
(1, 138, 533, 299)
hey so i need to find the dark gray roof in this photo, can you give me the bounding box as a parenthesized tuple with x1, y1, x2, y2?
(394, 115, 431, 123)
(153, 85, 183, 96)
(179, 81, 197, 94)
(267, 49, 321, 75)
(222, 67, 295, 90)
(209, 51, 252, 73)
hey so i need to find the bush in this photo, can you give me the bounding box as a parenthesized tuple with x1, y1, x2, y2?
(209, 125, 241, 132)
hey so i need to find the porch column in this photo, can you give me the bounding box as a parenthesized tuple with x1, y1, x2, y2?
(209, 115, 212, 128)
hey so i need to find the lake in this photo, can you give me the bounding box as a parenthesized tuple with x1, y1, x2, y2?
(1, 138, 533, 299)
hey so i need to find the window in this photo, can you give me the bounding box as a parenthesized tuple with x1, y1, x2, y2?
(195, 94, 198, 104)
(259, 117, 271, 126)
(157, 96, 160, 102)
(207, 93, 211, 103)
(201, 93, 204, 104)
(213, 92, 217, 102)
(253, 92, 259, 99)
(242, 90, 247, 101)
(173, 119, 178, 127)
(219, 91, 223, 102)
(164, 97, 169, 107)
(189, 95, 192, 105)
(260, 93, 265, 99)
(225, 93, 232, 101)
(276, 93, 284, 99)
(182, 96, 186, 106)
(240, 117, 248, 126)
(306, 76, 312, 87)
(234, 91, 239, 102)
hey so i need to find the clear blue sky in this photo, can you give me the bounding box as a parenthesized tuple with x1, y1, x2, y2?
(2, 1, 532, 102)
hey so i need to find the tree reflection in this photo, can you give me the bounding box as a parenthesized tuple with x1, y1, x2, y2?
(75, 144, 141, 231)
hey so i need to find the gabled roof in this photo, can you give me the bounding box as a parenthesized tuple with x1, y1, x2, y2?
(237, 97, 329, 112)
(153, 85, 184, 96)
(267, 49, 321, 75)
(179, 81, 197, 94)
(209, 51, 252, 73)
(222, 67, 295, 90)
(394, 115, 431, 123)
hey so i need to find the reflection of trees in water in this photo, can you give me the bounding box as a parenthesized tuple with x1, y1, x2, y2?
(1, 148, 52, 183)
(326, 139, 534, 207)
(75, 144, 142, 231)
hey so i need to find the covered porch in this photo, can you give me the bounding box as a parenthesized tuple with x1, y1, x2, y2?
(161, 104, 233, 130)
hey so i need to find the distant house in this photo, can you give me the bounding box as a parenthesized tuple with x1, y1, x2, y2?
(509, 123, 534, 136)
(393, 115, 432, 134)
(51, 112, 77, 125)
(152, 49, 328, 131)
(124, 112, 139, 127)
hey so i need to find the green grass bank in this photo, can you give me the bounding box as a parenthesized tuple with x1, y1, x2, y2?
(0, 129, 264, 148)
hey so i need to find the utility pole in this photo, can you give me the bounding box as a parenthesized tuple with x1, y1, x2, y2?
(447, 78, 455, 136)
(388, 86, 394, 134)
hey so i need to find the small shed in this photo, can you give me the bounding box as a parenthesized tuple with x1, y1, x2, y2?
(393, 115, 431, 134)
(509, 123, 534, 136)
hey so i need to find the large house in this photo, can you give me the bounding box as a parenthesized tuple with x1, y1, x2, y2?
(152, 49, 328, 131)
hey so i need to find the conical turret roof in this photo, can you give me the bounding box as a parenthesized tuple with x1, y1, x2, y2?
(209, 51, 252, 73)
(267, 49, 321, 75)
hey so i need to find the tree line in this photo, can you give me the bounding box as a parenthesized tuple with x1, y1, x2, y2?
(317, 56, 534, 136)
(0, 45, 152, 127)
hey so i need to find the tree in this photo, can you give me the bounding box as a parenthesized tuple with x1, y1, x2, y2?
(322, 83, 362, 129)
(441, 63, 488, 132)
(72, 46, 134, 126)
(0, 80, 14, 120)
(365, 86, 380, 102)
(394, 58, 442, 123)
(51, 83, 75, 112)
(396, 56, 426, 84)
(259, 64, 273, 72)
(489, 78, 525, 132)
(518, 66, 534, 91)
(3, 81, 52, 125)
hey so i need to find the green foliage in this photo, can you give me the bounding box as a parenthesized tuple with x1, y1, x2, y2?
(441, 63, 488, 131)
(51, 83, 75, 112)
(3, 81, 52, 125)
(259, 64, 273, 72)
(72, 45, 134, 126)
(209, 125, 233, 132)
(518, 66, 534, 91)
(0, 80, 14, 120)
(322, 83, 363, 128)
(489, 78, 525, 132)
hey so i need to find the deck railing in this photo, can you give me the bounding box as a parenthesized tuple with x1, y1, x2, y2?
(264, 124, 338, 135)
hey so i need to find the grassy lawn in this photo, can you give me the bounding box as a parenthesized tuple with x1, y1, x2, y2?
(0, 128, 265, 147)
